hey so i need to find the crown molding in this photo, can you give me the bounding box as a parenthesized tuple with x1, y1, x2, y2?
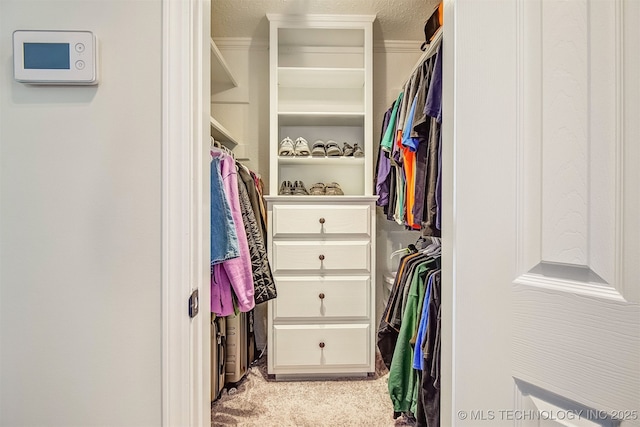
(374, 40, 423, 53)
(213, 37, 268, 50)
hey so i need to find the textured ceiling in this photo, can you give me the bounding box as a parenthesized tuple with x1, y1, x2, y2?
(211, 0, 439, 42)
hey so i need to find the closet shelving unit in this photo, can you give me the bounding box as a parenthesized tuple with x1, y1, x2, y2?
(265, 14, 377, 379)
(210, 38, 239, 150)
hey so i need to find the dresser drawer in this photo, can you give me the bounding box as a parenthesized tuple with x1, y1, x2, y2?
(273, 324, 370, 367)
(272, 204, 370, 236)
(272, 240, 370, 272)
(272, 276, 370, 320)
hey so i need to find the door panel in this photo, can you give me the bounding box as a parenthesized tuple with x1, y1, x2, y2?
(448, 0, 639, 425)
(513, 0, 640, 420)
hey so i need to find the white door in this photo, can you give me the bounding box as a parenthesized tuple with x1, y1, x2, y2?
(443, 0, 639, 426)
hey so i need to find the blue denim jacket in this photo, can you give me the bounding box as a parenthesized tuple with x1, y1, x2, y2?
(211, 157, 239, 265)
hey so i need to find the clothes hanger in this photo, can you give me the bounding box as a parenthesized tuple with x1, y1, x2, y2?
(389, 247, 411, 260)
(420, 2, 443, 52)
(211, 137, 235, 159)
(421, 236, 441, 257)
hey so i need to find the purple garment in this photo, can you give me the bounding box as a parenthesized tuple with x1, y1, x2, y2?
(211, 264, 233, 316)
(424, 45, 442, 124)
(376, 106, 393, 206)
(211, 152, 255, 316)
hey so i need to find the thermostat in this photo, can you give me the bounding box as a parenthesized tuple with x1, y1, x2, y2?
(13, 30, 98, 85)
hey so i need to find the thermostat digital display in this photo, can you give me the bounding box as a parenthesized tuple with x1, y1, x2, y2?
(13, 30, 98, 85)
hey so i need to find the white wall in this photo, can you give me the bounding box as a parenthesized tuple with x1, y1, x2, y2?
(0, 1, 163, 426)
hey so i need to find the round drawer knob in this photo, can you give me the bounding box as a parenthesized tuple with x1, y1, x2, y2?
(319, 293, 325, 300)
(319, 218, 325, 224)
(319, 254, 325, 261)
(319, 342, 325, 349)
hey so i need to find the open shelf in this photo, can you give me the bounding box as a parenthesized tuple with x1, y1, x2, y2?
(278, 67, 364, 88)
(278, 112, 364, 127)
(210, 116, 238, 149)
(277, 156, 365, 165)
(211, 38, 238, 87)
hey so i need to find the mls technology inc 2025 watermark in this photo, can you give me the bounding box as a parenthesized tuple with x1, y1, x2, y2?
(456, 409, 638, 422)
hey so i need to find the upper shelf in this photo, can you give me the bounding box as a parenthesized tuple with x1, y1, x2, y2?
(210, 116, 238, 150)
(278, 112, 364, 127)
(278, 67, 364, 88)
(211, 38, 238, 87)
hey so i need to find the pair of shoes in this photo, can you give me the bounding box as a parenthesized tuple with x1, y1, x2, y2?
(292, 180, 309, 195)
(279, 180, 293, 195)
(308, 182, 344, 195)
(278, 137, 294, 156)
(342, 142, 364, 157)
(309, 182, 326, 195)
(311, 140, 326, 157)
(279, 180, 309, 195)
(311, 140, 342, 157)
(279, 137, 310, 156)
(294, 137, 310, 156)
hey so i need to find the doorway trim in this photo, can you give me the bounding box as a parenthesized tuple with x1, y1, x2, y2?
(162, 0, 211, 426)
(162, 1, 456, 426)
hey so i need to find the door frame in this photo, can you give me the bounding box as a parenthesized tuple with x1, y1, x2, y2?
(161, 0, 211, 426)
(161, 1, 458, 426)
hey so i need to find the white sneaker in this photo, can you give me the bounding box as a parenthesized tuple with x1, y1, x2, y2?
(294, 137, 310, 156)
(278, 137, 294, 156)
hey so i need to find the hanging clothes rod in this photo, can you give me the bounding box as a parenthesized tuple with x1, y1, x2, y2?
(211, 136, 235, 159)
(412, 27, 442, 73)
(400, 27, 442, 88)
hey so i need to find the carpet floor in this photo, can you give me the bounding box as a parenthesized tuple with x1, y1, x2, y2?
(211, 354, 416, 427)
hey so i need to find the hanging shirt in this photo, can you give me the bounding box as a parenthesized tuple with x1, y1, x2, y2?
(413, 273, 434, 370)
(424, 44, 443, 124)
(387, 258, 433, 415)
(211, 152, 255, 316)
(376, 106, 394, 206)
(210, 156, 240, 265)
(401, 95, 421, 229)
(381, 92, 404, 152)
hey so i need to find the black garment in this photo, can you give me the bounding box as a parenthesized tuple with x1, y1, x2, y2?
(236, 169, 277, 304)
(421, 119, 441, 237)
(377, 251, 417, 369)
(416, 271, 441, 427)
(238, 165, 267, 244)
(377, 252, 440, 371)
(386, 163, 398, 220)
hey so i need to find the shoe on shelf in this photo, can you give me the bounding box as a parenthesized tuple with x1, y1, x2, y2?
(352, 143, 364, 157)
(309, 182, 326, 195)
(342, 142, 354, 157)
(325, 182, 344, 195)
(278, 137, 295, 156)
(292, 180, 309, 195)
(279, 180, 293, 195)
(294, 137, 310, 156)
(311, 140, 326, 157)
(325, 140, 342, 157)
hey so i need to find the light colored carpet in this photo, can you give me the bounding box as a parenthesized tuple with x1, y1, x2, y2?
(211, 354, 416, 427)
